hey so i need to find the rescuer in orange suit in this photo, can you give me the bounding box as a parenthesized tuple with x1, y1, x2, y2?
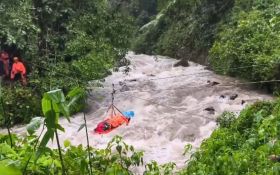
(10, 57, 27, 86)
(94, 115, 130, 134)
(107, 115, 130, 128)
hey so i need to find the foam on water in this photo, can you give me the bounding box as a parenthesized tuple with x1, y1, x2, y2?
(3, 53, 273, 173)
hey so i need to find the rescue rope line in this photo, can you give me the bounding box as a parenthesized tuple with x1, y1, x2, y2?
(116, 79, 280, 94)
(26, 59, 280, 85)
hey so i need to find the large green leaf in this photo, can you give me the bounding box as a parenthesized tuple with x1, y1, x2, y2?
(45, 110, 57, 131)
(46, 89, 66, 103)
(56, 124, 65, 132)
(42, 95, 52, 117)
(77, 123, 85, 132)
(59, 103, 70, 121)
(66, 87, 86, 110)
(66, 87, 85, 99)
(36, 130, 54, 160)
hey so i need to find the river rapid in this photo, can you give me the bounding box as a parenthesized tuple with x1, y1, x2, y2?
(4, 53, 273, 173)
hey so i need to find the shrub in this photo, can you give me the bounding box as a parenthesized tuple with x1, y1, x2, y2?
(210, 0, 280, 92)
(216, 111, 236, 128)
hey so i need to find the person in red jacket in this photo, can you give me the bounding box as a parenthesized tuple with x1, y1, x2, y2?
(0, 51, 9, 78)
(10, 57, 27, 86)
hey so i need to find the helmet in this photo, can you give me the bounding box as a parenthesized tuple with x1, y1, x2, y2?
(123, 111, 135, 118)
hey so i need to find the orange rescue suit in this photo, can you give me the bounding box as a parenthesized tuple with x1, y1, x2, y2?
(11, 62, 26, 79)
(107, 115, 129, 128)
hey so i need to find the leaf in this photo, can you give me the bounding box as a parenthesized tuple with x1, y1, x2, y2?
(36, 130, 54, 160)
(26, 117, 43, 135)
(42, 95, 52, 117)
(67, 96, 81, 109)
(38, 130, 54, 149)
(64, 140, 71, 148)
(183, 144, 193, 155)
(66, 87, 86, 112)
(46, 89, 65, 103)
(66, 87, 85, 99)
(45, 110, 57, 130)
(116, 145, 122, 154)
(0, 166, 21, 175)
(59, 103, 70, 117)
(53, 160, 62, 168)
(56, 124, 65, 132)
(0, 143, 17, 155)
(77, 124, 85, 132)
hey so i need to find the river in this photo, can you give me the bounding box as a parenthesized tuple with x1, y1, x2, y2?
(5, 52, 273, 173)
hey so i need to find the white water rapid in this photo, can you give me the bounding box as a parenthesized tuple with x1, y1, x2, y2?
(5, 53, 273, 173)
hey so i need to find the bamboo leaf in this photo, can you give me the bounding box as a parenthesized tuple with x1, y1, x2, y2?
(47, 89, 65, 103)
(59, 103, 70, 120)
(66, 87, 85, 99)
(77, 123, 85, 132)
(56, 124, 65, 132)
(42, 95, 52, 117)
(36, 130, 54, 160)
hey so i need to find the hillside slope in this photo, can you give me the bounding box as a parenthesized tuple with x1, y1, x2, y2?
(132, 0, 234, 64)
(133, 0, 280, 93)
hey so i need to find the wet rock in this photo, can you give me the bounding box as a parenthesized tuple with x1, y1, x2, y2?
(230, 94, 238, 100)
(120, 85, 129, 92)
(174, 59, 189, 67)
(207, 80, 220, 86)
(204, 107, 215, 114)
(127, 79, 137, 82)
(123, 66, 131, 75)
(119, 81, 125, 86)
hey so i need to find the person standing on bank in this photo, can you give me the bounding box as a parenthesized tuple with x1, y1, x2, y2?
(0, 51, 10, 78)
(10, 57, 27, 86)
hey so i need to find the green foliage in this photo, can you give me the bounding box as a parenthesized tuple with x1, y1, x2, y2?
(0, 133, 173, 175)
(118, 0, 158, 27)
(0, 0, 39, 53)
(0, 0, 134, 126)
(210, 0, 280, 92)
(133, 0, 234, 62)
(1, 85, 42, 125)
(38, 88, 83, 152)
(1, 86, 166, 174)
(144, 161, 176, 175)
(180, 100, 280, 174)
(216, 111, 236, 128)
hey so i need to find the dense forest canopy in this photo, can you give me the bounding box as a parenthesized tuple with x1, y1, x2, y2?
(0, 0, 135, 125)
(132, 0, 280, 93)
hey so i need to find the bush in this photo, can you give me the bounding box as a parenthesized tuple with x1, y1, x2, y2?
(0, 134, 177, 175)
(0, 0, 135, 126)
(180, 100, 280, 174)
(1, 84, 42, 125)
(132, 0, 234, 62)
(216, 111, 236, 128)
(210, 0, 280, 92)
